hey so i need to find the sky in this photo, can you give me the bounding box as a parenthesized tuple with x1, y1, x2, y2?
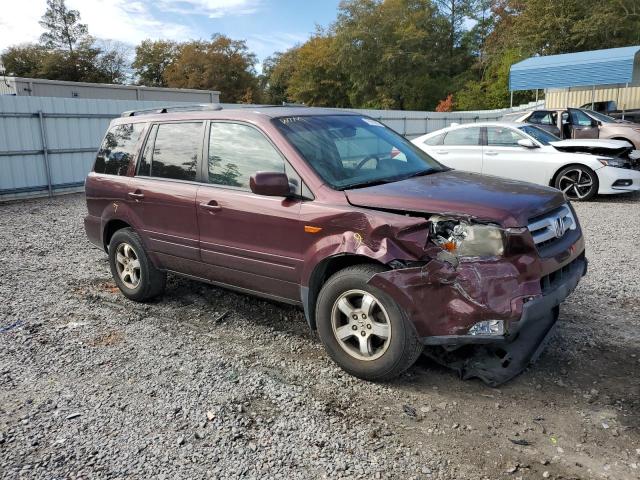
(0, 0, 342, 71)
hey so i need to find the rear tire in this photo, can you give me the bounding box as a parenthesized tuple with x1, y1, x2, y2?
(108, 228, 166, 302)
(554, 165, 598, 201)
(315, 264, 423, 381)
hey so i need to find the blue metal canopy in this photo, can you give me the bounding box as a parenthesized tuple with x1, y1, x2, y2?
(509, 46, 640, 91)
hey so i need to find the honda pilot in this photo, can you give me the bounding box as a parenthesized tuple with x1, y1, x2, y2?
(84, 105, 587, 385)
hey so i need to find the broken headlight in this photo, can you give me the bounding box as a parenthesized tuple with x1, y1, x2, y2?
(597, 157, 629, 168)
(429, 216, 504, 258)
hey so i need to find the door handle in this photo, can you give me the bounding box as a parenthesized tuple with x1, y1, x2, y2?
(484, 151, 498, 156)
(128, 191, 144, 200)
(200, 201, 221, 212)
(435, 150, 449, 154)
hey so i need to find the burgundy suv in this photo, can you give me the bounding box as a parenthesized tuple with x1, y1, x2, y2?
(85, 105, 587, 385)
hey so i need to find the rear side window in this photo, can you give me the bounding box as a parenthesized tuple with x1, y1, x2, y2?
(443, 127, 481, 146)
(138, 122, 203, 181)
(94, 123, 144, 175)
(208, 122, 284, 189)
(528, 111, 555, 126)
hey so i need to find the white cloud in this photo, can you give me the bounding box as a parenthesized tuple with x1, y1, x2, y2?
(0, 0, 200, 52)
(0, 0, 45, 49)
(66, 0, 194, 44)
(156, 0, 261, 18)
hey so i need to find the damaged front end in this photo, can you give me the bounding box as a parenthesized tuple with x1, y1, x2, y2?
(366, 212, 587, 386)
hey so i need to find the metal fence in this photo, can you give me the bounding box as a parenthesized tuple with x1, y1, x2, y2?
(0, 96, 542, 201)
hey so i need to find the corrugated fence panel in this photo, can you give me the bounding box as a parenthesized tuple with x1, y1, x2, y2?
(0, 96, 188, 200)
(1, 96, 541, 200)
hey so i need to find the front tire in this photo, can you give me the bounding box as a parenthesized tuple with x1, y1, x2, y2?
(108, 228, 166, 301)
(315, 264, 423, 381)
(554, 165, 599, 201)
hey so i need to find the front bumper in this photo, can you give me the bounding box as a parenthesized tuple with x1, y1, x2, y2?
(596, 165, 640, 194)
(423, 255, 586, 386)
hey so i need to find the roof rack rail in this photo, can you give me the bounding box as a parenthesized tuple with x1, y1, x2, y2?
(121, 103, 223, 117)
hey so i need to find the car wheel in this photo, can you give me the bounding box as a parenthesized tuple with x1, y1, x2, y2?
(554, 165, 599, 201)
(315, 264, 423, 381)
(108, 228, 166, 301)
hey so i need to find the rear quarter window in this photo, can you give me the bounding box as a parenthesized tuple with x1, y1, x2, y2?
(424, 133, 445, 146)
(94, 123, 145, 175)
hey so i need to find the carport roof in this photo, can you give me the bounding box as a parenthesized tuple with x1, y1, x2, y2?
(509, 46, 640, 91)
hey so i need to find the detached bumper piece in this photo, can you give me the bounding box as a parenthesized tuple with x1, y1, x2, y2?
(423, 255, 587, 387)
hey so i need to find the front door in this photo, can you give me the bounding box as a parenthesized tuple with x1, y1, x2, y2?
(196, 121, 305, 302)
(568, 108, 599, 139)
(432, 126, 483, 173)
(481, 126, 548, 185)
(129, 121, 205, 270)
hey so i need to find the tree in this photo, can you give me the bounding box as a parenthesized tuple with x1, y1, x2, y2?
(133, 40, 178, 87)
(287, 34, 350, 107)
(95, 40, 132, 84)
(1, 44, 50, 77)
(164, 35, 259, 103)
(259, 50, 300, 104)
(39, 0, 88, 54)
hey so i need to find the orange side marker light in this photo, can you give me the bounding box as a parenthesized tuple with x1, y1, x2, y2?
(304, 225, 322, 234)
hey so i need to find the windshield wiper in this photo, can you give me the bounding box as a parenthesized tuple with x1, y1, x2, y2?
(340, 169, 440, 190)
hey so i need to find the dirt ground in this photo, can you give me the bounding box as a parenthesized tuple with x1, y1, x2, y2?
(0, 192, 638, 479)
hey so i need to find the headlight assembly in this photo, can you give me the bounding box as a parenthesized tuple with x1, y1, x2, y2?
(429, 216, 505, 258)
(597, 157, 628, 168)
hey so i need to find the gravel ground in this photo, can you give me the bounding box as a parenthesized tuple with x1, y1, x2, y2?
(0, 192, 639, 480)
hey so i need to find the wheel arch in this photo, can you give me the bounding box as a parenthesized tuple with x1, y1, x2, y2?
(549, 162, 597, 188)
(302, 253, 388, 330)
(103, 219, 132, 252)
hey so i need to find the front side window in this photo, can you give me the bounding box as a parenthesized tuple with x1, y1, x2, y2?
(94, 123, 145, 175)
(569, 109, 595, 127)
(144, 122, 202, 181)
(208, 122, 285, 189)
(274, 115, 444, 190)
(487, 126, 526, 147)
(424, 133, 445, 146)
(442, 127, 481, 146)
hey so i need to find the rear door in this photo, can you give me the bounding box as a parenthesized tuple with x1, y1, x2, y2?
(129, 121, 205, 269)
(482, 126, 548, 184)
(196, 121, 305, 302)
(568, 109, 599, 139)
(430, 126, 483, 172)
(526, 111, 561, 136)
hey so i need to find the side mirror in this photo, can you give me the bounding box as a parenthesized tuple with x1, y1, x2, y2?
(517, 138, 539, 149)
(249, 171, 291, 197)
(591, 120, 601, 127)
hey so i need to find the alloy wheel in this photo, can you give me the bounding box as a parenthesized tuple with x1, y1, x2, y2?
(331, 289, 392, 361)
(557, 168, 595, 200)
(115, 242, 141, 289)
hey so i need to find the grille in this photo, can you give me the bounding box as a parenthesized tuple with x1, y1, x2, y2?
(528, 204, 576, 249)
(540, 253, 585, 293)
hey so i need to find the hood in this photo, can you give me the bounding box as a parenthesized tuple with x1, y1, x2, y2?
(550, 138, 634, 160)
(550, 139, 632, 149)
(344, 170, 565, 228)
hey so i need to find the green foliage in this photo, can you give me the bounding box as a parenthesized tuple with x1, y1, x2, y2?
(163, 35, 259, 103)
(133, 40, 178, 87)
(1, 0, 127, 83)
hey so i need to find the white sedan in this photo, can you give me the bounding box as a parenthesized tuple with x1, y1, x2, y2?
(411, 122, 640, 201)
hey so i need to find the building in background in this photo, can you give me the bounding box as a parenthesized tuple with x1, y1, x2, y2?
(510, 46, 640, 111)
(0, 76, 220, 103)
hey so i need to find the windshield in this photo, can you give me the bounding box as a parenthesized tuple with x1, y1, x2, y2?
(518, 125, 559, 145)
(274, 115, 445, 189)
(584, 109, 616, 123)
